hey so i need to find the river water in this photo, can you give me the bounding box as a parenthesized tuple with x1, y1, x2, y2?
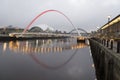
(0, 38, 96, 80)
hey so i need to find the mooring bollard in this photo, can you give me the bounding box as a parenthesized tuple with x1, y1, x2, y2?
(117, 41, 120, 53)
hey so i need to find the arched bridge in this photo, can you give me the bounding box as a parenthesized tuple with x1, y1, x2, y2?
(69, 28, 87, 34)
(69, 28, 88, 37)
(8, 10, 89, 42)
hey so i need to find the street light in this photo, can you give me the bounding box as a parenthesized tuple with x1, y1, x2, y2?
(107, 16, 111, 22)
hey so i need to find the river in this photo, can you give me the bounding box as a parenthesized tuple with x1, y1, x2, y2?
(0, 38, 96, 80)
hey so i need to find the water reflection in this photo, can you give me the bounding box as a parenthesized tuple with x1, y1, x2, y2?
(3, 42, 7, 52)
(2, 38, 88, 69)
(29, 49, 78, 70)
(3, 38, 88, 54)
(0, 38, 96, 80)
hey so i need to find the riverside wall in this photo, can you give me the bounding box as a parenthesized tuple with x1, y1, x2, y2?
(89, 39, 120, 80)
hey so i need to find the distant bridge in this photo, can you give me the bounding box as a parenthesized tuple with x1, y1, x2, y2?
(69, 28, 88, 34)
(5, 10, 89, 42)
(9, 32, 88, 38)
(23, 9, 80, 36)
(9, 32, 71, 38)
(8, 32, 88, 43)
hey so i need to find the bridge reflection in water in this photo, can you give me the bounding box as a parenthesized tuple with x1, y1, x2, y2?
(0, 38, 96, 80)
(3, 38, 88, 54)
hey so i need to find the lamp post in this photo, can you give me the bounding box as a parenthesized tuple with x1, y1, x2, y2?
(107, 16, 111, 23)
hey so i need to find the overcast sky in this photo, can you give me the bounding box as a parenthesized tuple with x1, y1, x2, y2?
(0, 0, 120, 32)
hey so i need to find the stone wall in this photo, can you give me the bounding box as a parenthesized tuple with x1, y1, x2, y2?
(89, 39, 120, 80)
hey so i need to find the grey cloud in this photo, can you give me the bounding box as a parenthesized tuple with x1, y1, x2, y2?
(0, 0, 120, 32)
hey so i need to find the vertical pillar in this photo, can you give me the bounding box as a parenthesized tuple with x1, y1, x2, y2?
(107, 40, 109, 47)
(104, 39, 106, 46)
(101, 39, 103, 44)
(102, 39, 104, 44)
(117, 41, 120, 53)
(110, 40, 113, 50)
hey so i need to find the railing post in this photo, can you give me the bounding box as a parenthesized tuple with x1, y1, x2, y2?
(117, 41, 120, 53)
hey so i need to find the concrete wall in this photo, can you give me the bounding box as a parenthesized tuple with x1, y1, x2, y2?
(89, 39, 120, 80)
